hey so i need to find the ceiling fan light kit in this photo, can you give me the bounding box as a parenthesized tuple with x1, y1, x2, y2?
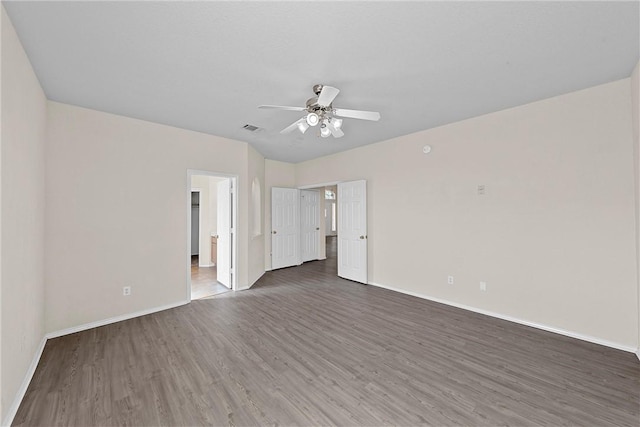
(306, 112, 320, 126)
(259, 84, 380, 139)
(297, 121, 310, 134)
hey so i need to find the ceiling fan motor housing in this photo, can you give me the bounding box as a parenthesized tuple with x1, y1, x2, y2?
(306, 97, 331, 112)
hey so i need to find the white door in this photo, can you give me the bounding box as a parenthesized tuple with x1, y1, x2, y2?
(338, 180, 367, 284)
(272, 187, 300, 269)
(300, 190, 320, 262)
(217, 179, 232, 288)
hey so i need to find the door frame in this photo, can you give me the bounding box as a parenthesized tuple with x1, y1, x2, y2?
(186, 170, 238, 298)
(298, 181, 341, 190)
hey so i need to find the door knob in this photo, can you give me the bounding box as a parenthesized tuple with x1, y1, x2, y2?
(316, 227, 320, 230)
(272, 230, 277, 234)
(360, 235, 365, 239)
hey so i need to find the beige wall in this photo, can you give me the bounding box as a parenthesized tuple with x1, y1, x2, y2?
(264, 159, 296, 270)
(296, 79, 638, 350)
(0, 6, 47, 422)
(632, 61, 639, 356)
(45, 102, 258, 332)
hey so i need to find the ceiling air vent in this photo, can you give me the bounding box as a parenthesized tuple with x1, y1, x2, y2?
(243, 124, 260, 132)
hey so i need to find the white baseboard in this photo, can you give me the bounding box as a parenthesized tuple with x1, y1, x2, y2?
(199, 262, 215, 268)
(46, 300, 190, 339)
(368, 281, 637, 354)
(2, 336, 47, 427)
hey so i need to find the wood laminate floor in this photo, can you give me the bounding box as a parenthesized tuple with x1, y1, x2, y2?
(14, 237, 639, 426)
(191, 255, 230, 299)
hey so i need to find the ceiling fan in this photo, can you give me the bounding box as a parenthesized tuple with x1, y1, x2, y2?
(258, 84, 381, 138)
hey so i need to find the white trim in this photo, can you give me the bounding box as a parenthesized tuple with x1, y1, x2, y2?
(368, 281, 637, 354)
(46, 300, 189, 339)
(2, 336, 47, 427)
(298, 180, 341, 190)
(636, 350, 640, 361)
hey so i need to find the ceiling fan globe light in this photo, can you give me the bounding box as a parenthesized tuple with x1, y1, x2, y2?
(320, 126, 331, 137)
(306, 113, 319, 126)
(297, 121, 309, 134)
(333, 118, 343, 129)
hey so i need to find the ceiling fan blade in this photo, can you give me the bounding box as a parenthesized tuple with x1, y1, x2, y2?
(333, 108, 381, 121)
(259, 105, 306, 112)
(326, 122, 344, 138)
(317, 86, 340, 106)
(280, 118, 305, 134)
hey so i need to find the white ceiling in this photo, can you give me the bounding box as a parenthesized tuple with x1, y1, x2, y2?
(4, 1, 639, 163)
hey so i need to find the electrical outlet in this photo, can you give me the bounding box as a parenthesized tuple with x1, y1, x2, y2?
(480, 281, 487, 291)
(123, 286, 131, 296)
(447, 276, 454, 285)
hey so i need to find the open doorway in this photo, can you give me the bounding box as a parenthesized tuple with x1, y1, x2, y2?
(191, 190, 201, 258)
(297, 180, 367, 284)
(187, 171, 237, 299)
(271, 180, 367, 283)
(323, 185, 338, 264)
(296, 184, 339, 270)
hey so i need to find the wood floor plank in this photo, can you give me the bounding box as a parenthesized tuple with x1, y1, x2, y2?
(13, 237, 640, 426)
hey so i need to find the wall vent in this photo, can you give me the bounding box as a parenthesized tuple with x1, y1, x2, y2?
(243, 124, 260, 132)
